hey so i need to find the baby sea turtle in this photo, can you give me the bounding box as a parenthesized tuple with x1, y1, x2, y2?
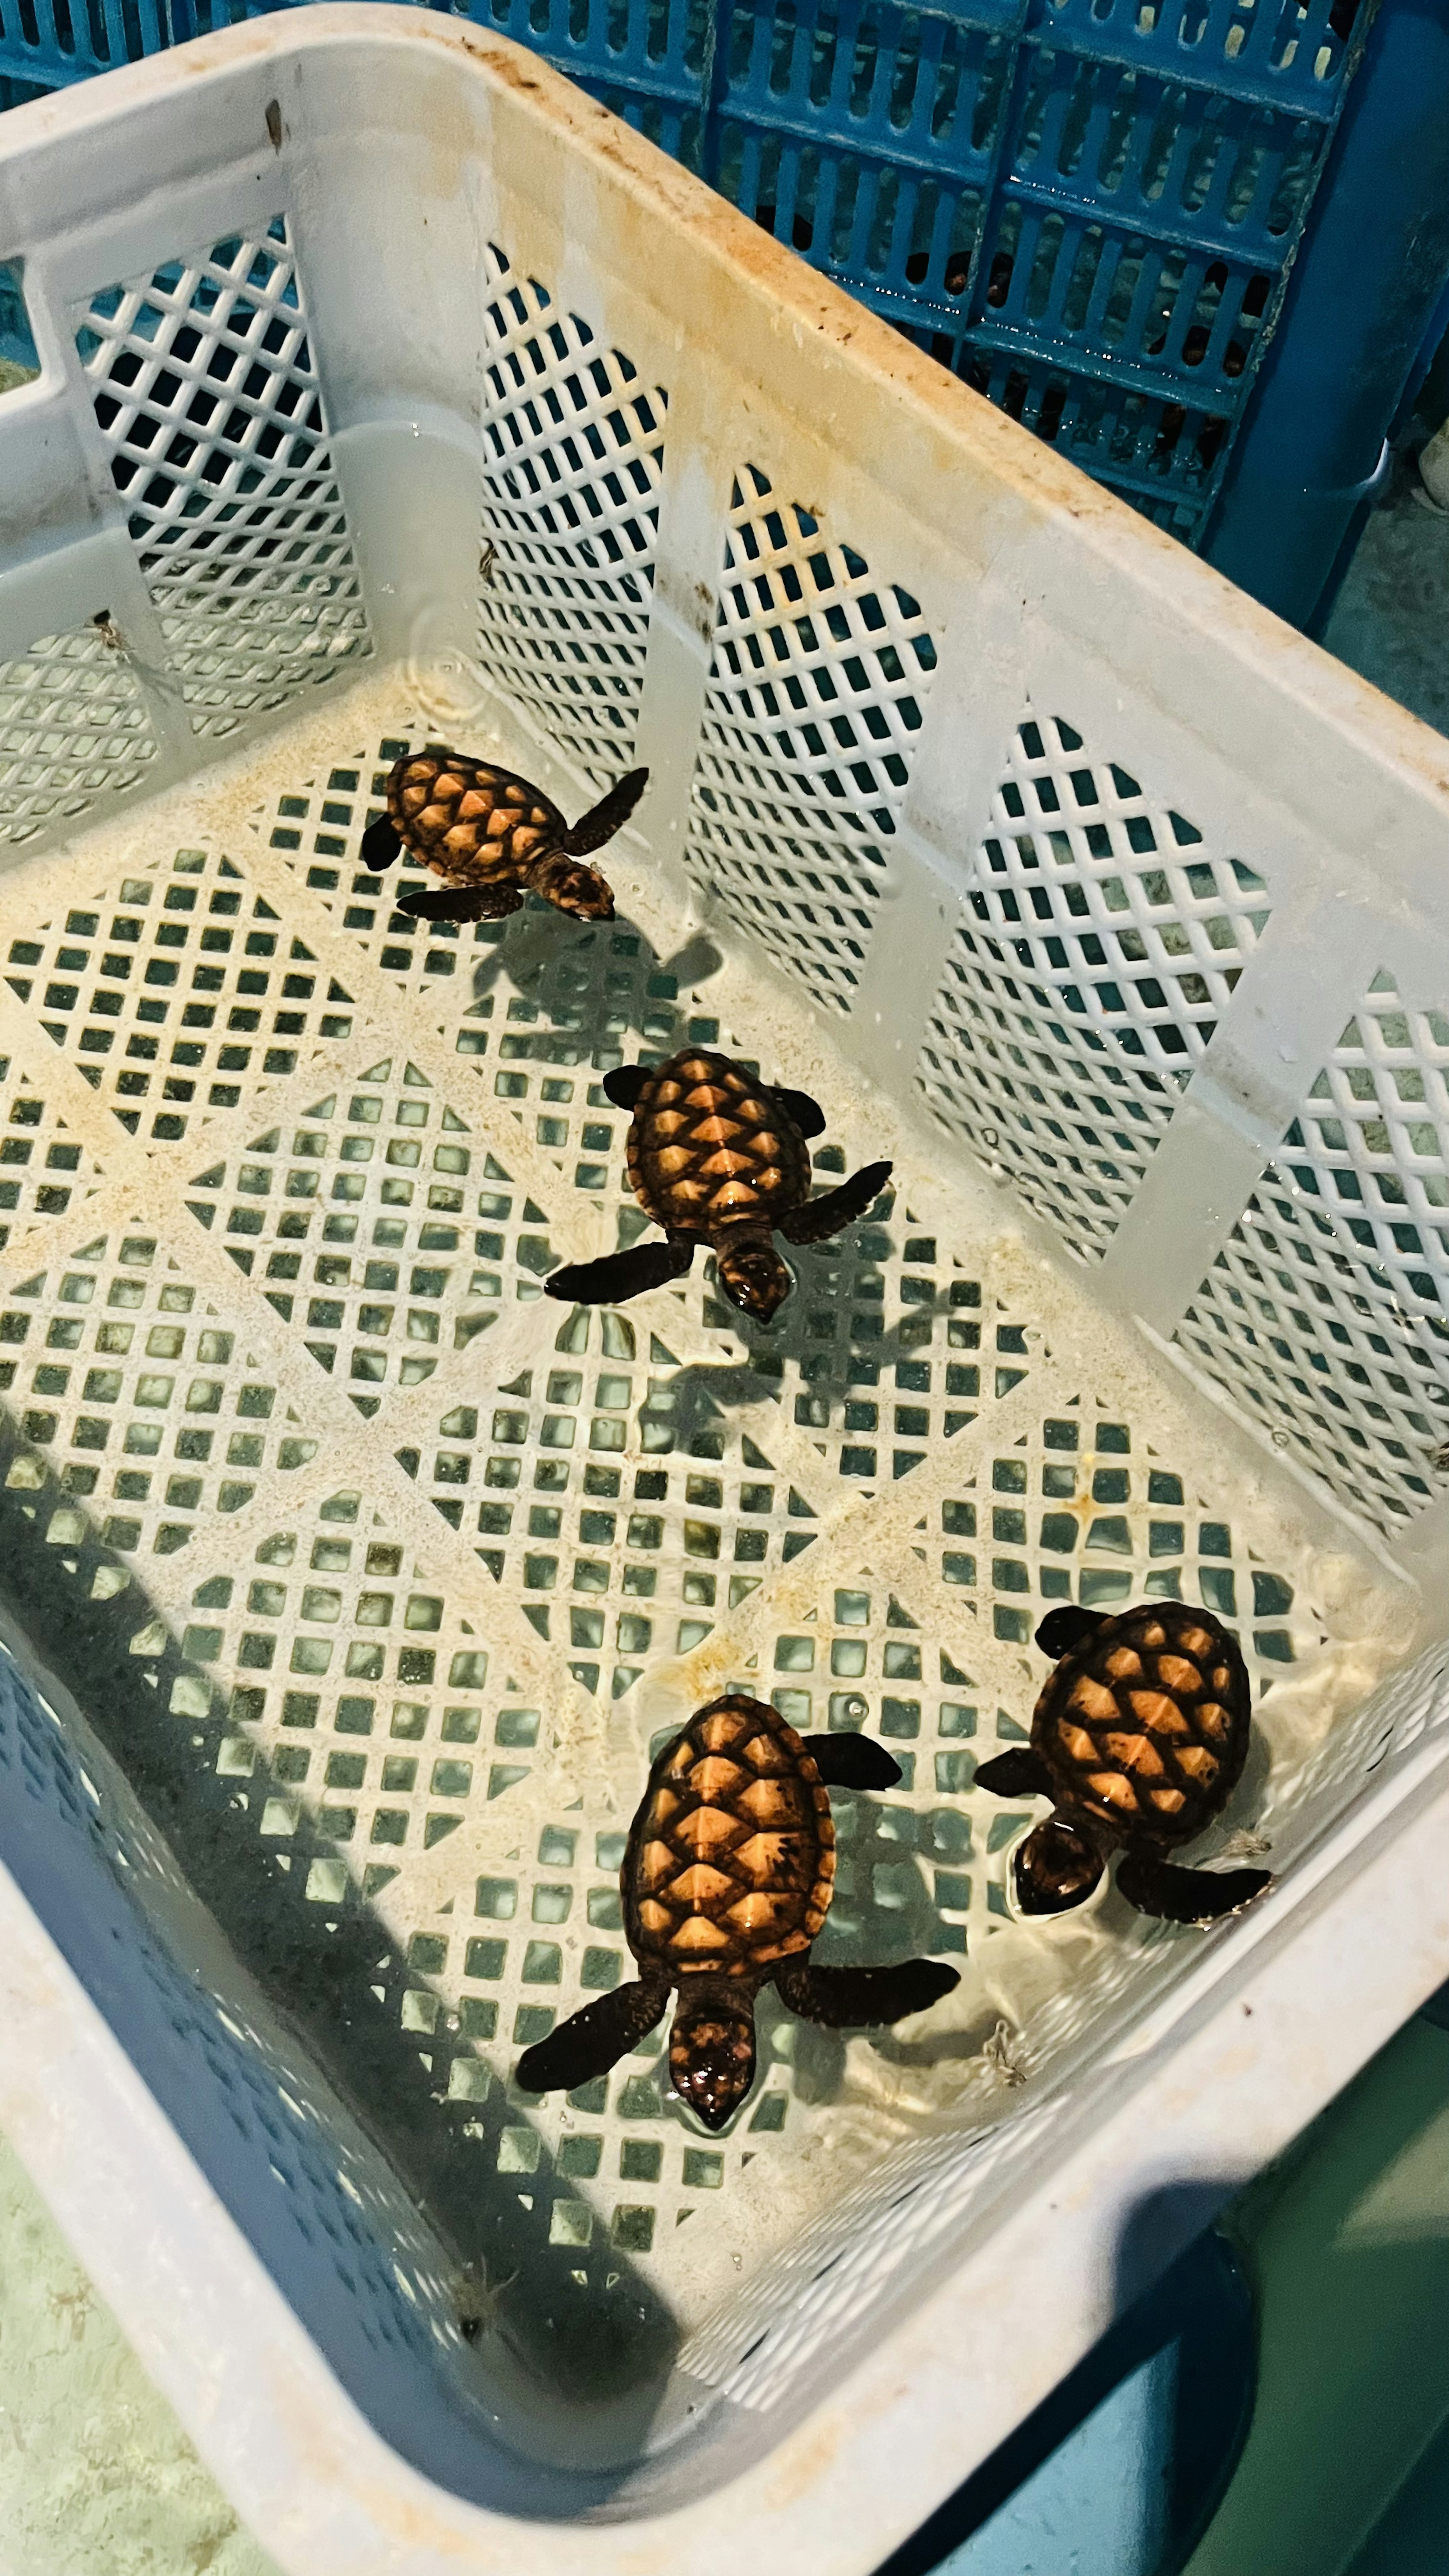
(517, 1695, 958, 2128)
(975, 1601, 1273, 1924)
(543, 1047, 893, 1323)
(359, 747, 647, 923)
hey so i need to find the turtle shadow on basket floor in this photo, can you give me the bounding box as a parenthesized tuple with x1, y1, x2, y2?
(653, 1263, 958, 1482)
(0, 1430, 681, 2417)
(787, 1782, 969, 2106)
(460, 892, 727, 1048)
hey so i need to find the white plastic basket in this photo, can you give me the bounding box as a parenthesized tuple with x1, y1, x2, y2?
(0, 15, 1448, 2571)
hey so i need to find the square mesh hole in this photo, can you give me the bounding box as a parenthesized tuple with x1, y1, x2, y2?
(160, 1488, 509, 1867)
(411, 1299, 822, 1701)
(3, 846, 354, 1142)
(0, 1059, 105, 1248)
(918, 714, 1271, 1260)
(684, 465, 938, 1012)
(920, 1401, 1310, 1680)
(75, 217, 371, 735)
(0, 622, 158, 845)
(1179, 969, 1449, 1529)
(478, 245, 666, 781)
(0, 1227, 323, 1555)
(186, 1055, 555, 1417)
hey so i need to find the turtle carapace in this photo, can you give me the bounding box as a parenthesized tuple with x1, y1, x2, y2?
(543, 1047, 893, 1324)
(516, 1696, 958, 2129)
(359, 748, 647, 924)
(975, 1601, 1273, 1925)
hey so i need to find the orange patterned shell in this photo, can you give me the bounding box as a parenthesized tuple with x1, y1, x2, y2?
(623, 1696, 835, 1976)
(385, 751, 565, 884)
(1031, 1601, 1251, 1847)
(626, 1049, 812, 1237)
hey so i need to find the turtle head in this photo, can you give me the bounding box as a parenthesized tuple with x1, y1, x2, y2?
(669, 1979, 756, 2131)
(528, 849, 615, 921)
(715, 1230, 792, 1326)
(1014, 1815, 1104, 1916)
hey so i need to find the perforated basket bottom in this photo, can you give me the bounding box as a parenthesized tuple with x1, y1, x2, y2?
(0, 664, 1406, 2401)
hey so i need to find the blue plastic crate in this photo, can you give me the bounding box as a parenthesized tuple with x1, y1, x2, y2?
(0, 0, 1377, 543)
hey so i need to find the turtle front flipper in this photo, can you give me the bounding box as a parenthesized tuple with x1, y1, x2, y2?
(975, 1746, 1052, 1798)
(544, 1236, 694, 1306)
(777, 1159, 893, 1246)
(397, 881, 523, 922)
(1035, 1604, 1110, 1660)
(563, 766, 649, 855)
(360, 814, 402, 869)
(776, 1956, 959, 2028)
(801, 1732, 901, 1791)
(1116, 1852, 1272, 1925)
(516, 1969, 671, 2095)
(602, 1064, 650, 1110)
(769, 1085, 826, 1140)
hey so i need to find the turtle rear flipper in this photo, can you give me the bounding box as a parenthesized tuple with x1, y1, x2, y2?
(801, 1732, 901, 1791)
(545, 1236, 694, 1306)
(361, 814, 402, 869)
(975, 1746, 1052, 1798)
(769, 1085, 826, 1140)
(777, 1159, 893, 1246)
(777, 1956, 958, 2027)
(1035, 1604, 1110, 1660)
(563, 766, 649, 856)
(602, 1064, 650, 1111)
(516, 1971, 670, 2095)
(397, 881, 522, 922)
(1117, 1853, 1272, 1924)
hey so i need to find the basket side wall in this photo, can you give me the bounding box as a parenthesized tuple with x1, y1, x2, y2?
(0, 18, 1447, 2572)
(0, 1614, 707, 2513)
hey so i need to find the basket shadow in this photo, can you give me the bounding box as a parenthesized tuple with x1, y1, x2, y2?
(0, 1422, 681, 2430)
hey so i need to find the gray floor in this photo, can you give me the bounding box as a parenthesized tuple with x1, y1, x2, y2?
(0, 2128, 278, 2576)
(1322, 463, 1449, 735)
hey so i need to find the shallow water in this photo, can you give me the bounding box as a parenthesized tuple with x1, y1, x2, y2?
(0, 664, 1407, 2408)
